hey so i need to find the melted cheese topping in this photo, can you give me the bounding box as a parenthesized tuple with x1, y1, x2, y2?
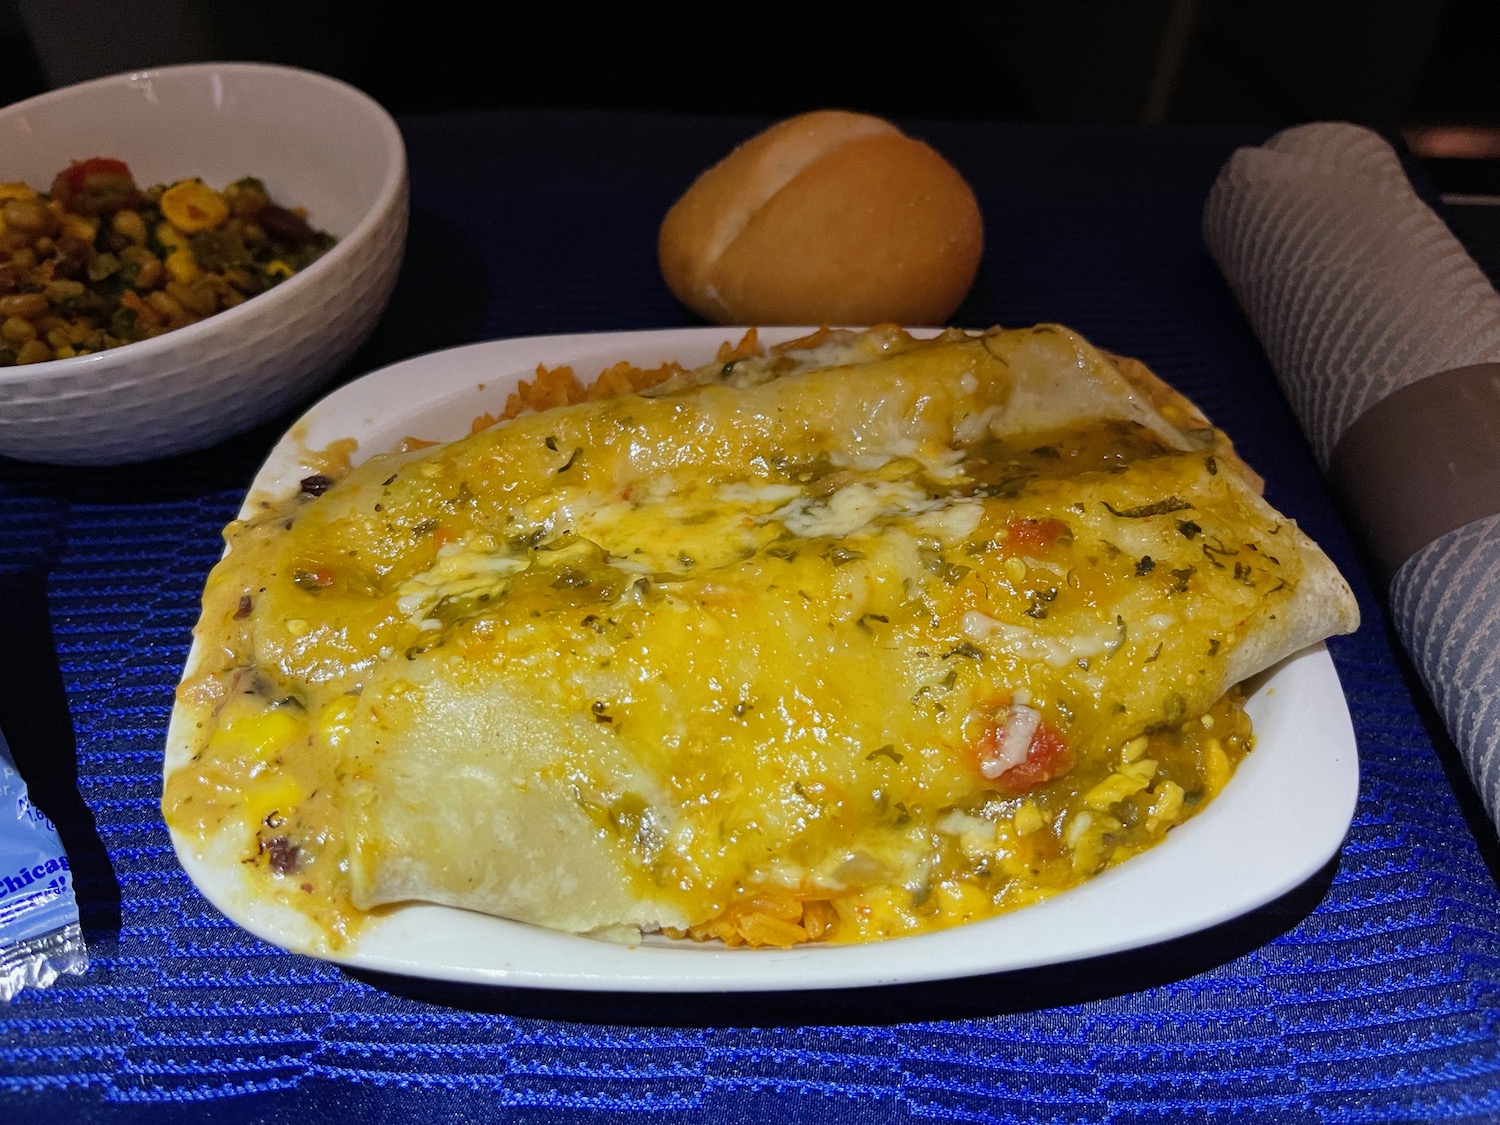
(164, 325, 1291, 949)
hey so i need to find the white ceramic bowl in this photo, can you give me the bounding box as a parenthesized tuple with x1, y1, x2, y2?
(0, 61, 408, 466)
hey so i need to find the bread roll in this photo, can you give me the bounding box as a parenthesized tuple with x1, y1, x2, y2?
(658, 110, 984, 326)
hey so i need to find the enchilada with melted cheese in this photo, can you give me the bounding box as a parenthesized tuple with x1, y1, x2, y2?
(163, 324, 1359, 950)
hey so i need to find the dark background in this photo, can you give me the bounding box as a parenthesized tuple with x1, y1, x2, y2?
(2, 0, 1499, 249)
(3, 1, 1497, 129)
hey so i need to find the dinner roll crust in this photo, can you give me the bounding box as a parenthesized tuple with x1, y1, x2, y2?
(659, 110, 983, 325)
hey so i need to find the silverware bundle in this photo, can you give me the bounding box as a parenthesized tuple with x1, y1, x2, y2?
(1204, 122, 1500, 829)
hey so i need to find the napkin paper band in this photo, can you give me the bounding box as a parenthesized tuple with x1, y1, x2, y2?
(1329, 362, 1500, 582)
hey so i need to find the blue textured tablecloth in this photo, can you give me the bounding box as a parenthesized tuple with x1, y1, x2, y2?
(3, 112, 1499, 1124)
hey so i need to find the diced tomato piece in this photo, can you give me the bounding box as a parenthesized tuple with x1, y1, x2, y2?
(51, 157, 139, 215)
(973, 711, 1073, 793)
(58, 157, 132, 193)
(995, 720, 1071, 791)
(1004, 517, 1070, 554)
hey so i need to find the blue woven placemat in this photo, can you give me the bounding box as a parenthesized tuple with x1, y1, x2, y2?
(2, 113, 1498, 1124)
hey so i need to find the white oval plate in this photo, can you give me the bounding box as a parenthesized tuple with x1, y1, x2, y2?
(165, 326, 1361, 992)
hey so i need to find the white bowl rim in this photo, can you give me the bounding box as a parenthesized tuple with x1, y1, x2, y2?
(0, 59, 408, 388)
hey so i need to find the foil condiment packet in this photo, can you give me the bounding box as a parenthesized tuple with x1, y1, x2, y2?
(1202, 121, 1500, 828)
(0, 723, 87, 1001)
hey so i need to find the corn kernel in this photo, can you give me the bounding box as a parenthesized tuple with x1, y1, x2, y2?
(1069, 814, 1114, 876)
(160, 178, 229, 232)
(1012, 801, 1044, 836)
(1201, 737, 1231, 796)
(130, 255, 163, 291)
(15, 339, 50, 364)
(0, 182, 37, 203)
(59, 212, 98, 242)
(935, 878, 993, 921)
(146, 290, 188, 324)
(5, 198, 52, 236)
(155, 220, 188, 252)
(167, 279, 216, 317)
(1083, 769, 1152, 810)
(1, 316, 35, 344)
(1063, 811, 1094, 849)
(164, 248, 200, 284)
(0, 292, 47, 319)
(43, 279, 84, 302)
(1145, 780, 1185, 831)
(111, 209, 147, 244)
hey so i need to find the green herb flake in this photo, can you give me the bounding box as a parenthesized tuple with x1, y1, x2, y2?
(1104, 497, 1192, 519)
(290, 568, 329, 592)
(825, 546, 866, 567)
(943, 642, 984, 660)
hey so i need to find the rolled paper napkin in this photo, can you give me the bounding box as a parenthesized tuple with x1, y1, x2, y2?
(1203, 121, 1500, 829)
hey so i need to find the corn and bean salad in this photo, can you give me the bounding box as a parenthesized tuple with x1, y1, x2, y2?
(0, 158, 335, 366)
